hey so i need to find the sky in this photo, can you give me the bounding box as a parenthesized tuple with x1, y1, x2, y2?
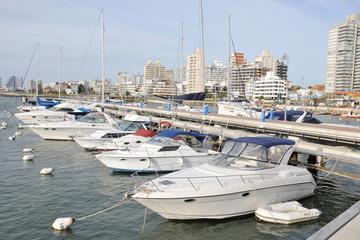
(0, 0, 359, 87)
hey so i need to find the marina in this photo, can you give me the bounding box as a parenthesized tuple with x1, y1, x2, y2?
(1, 95, 360, 239)
(1, 1, 360, 239)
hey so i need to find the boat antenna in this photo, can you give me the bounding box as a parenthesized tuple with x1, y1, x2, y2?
(36, 43, 39, 97)
(180, 21, 184, 85)
(58, 46, 62, 100)
(101, 9, 105, 107)
(199, 0, 205, 92)
(21, 44, 37, 91)
(227, 15, 231, 99)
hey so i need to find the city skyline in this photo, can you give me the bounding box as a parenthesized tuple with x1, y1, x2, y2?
(0, 0, 358, 87)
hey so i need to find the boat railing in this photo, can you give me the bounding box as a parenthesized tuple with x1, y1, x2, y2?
(152, 172, 301, 192)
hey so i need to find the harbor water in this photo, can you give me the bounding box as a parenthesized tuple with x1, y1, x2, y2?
(1, 96, 360, 240)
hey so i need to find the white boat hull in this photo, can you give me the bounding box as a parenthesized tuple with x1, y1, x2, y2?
(74, 138, 115, 150)
(29, 126, 111, 140)
(134, 182, 315, 220)
(97, 154, 214, 172)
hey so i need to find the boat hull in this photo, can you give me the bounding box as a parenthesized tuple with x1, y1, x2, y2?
(97, 154, 214, 172)
(29, 126, 111, 140)
(134, 182, 316, 220)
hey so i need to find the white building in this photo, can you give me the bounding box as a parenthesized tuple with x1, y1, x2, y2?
(205, 60, 226, 88)
(142, 60, 166, 96)
(325, 13, 360, 93)
(186, 48, 205, 93)
(253, 71, 287, 101)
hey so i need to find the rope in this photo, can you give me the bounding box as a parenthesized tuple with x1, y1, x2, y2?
(311, 159, 339, 180)
(77, 198, 129, 221)
(140, 207, 148, 235)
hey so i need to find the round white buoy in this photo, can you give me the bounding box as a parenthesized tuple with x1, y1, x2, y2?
(15, 131, 22, 136)
(22, 154, 34, 161)
(1, 121, 7, 126)
(40, 168, 54, 175)
(52, 217, 75, 231)
(8, 135, 15, 141)
(23, 148, 34, 153)
(0, 126, 6, 129)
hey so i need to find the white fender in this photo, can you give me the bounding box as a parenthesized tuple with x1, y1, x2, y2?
(22, 154, 34, 161)
(40, 168, 54, 175)
(52, 217, 75, 231)
(23, 148, 34, 153)
(15, 131, 22, 136)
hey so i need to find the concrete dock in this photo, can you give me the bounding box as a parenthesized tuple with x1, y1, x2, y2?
(111, 105, 360, 145)
(308, 200, 360, 240)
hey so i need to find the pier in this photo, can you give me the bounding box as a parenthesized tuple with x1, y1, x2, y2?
(308, 200, 360, 240)
(109, 105, 360, 145)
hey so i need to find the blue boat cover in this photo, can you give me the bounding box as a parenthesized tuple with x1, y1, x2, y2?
(266, 110, 312, 121)
(233, 137, 295, 148)
(76, 107, 92, 113)
(157, 130, 207, 142)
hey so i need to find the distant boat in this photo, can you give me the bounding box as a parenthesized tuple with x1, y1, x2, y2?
(36, 96, 60, 109)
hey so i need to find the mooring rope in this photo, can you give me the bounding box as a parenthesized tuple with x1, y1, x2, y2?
(77, 197, 129, 221)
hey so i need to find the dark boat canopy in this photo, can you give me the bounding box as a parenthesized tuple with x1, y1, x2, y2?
(157, 130, 207, 142)
(233, 137, 295, 148)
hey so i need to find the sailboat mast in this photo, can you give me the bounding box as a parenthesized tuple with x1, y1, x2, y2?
(101, 9, 105, 106)
(36, 43, 39, 97)
(199, 0, 205, 91)
(58, 47, 62, 100)
(180, 21, 184, 84)
(228, 15, 231, 99)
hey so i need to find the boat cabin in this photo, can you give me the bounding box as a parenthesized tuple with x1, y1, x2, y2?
(210, 137, 295, 169)
(148, 130, 207, 150)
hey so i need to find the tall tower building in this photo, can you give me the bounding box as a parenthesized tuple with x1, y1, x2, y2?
(325, 13, 360, 93)
(144, 60, 166, 84)
(186, 48, 205, 93)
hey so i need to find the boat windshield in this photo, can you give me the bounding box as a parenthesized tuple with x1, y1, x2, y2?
(209, 141, 292, 169)
(77, 113, 108, 123)
(116, 120, 143, 131)
(148, 136, 181, 146)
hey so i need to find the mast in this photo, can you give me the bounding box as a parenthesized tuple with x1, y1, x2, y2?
(101, 9, 105, 106)
(228, 15, 231, 99)
(36, 43, 39, 97)
(199, 0, 205, 92)
(180, 21, 184, 84)
(58, 47, 62, 100)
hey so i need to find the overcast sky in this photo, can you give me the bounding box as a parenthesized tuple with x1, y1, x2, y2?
(0, 0, 359, 86)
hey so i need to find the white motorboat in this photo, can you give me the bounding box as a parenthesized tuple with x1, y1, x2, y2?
(217, 101, 262, 118)
(17, 105, 46, 112)
(95, 129, 158, 151)
(96, 129, 218, 172)
(15, 102, 94, 124)
(73, 114, 151, 150)
(27, 112, 118, 140)
(130, 137, 316, 220)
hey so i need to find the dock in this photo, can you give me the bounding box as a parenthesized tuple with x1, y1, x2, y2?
(111, 105, 360, 145)
(103, 105, 360, 165)
(307, 200, 360, 240)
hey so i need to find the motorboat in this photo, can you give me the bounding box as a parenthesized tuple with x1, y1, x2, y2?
(17, 105, 46, 112)
(27, 112, 118, 140)
(73, 114, 152, 150)
(96, 129, 218, 173)
(130, 137, 316, 220)
(95, 129, 158, 151)
(15, 102, 94, 124)
(217, 100, 263, 118)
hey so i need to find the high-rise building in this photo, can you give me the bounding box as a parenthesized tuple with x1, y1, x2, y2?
(186, 48, 205, 93)
(6, 76, 22, 90)
(325, 13, 360, 93)
(205, 60, 226, 87)
(144, 60, 166, 84)
(229, 59, 270, 98)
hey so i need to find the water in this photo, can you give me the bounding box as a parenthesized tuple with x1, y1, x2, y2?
(1, 96, 360, 240)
